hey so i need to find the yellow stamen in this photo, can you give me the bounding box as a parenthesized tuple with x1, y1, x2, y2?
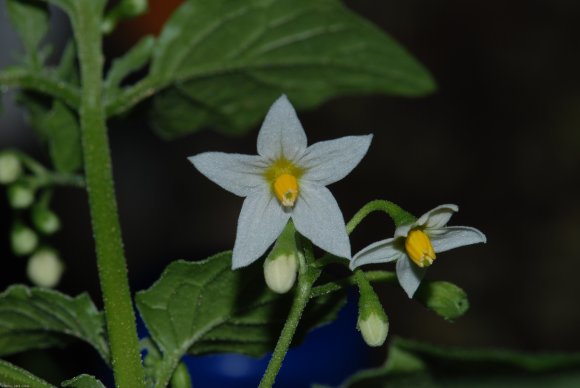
(405, 229, 436, 267)
(273, 174, 299, 207)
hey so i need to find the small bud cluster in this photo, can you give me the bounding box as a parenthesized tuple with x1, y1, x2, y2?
(1, 151, 65, 288)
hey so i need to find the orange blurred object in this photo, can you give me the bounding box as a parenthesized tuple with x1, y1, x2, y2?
(111, 0, 184, 48)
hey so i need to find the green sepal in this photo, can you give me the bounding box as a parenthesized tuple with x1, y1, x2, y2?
(415, 281, 469, 321)
(266, 221, 299, 259)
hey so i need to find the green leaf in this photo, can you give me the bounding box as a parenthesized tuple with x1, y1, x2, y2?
(415, 281, 469, 321)
(16, 94, 82, 172)
(136, 251, 345, 383)
(105, 35, 155, 99)
(43, 101, 83, 173)
(0, 359, 55, 388)
(147, 0, 435, 139)
(339, 337, 580, 388)
(0, 285, 110, 363)
(15, 91, 52, 138)
(55, 40, 80, 86)
(5, 0, 49, 68)
(61, 374, 106, 388)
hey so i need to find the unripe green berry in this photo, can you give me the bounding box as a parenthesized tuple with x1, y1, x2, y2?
(27, 248, 64, 288)
(31, 205, 61, 234)
(0, 152, 22, 184)
(7, 183, 35, 209)
(11, 224, 39, 256)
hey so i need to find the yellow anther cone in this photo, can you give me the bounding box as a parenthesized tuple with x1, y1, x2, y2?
(274, 173, 298, 207)
(405, 229, 436, 267)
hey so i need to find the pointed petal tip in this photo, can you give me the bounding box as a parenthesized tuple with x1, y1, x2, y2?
(272, 94, 293, 109)
(349, 258, 358, 271)
(187, 154, 198, 165)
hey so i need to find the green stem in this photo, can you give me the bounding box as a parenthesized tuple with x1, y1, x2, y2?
(259, 244, 320, 388)
(73, 1, 144, 387)
(316, 200, 416, 269)
(0, 68, 80, 110)
(23, 172, 85, 189)
(310, 270, 396, 298)
(347, 199, 415, 233)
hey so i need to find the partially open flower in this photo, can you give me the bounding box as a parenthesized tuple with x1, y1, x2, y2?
(189, 95, 372, 269)
(351, 204, 486, 298)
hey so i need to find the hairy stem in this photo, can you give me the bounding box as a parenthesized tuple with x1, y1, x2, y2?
(347, 199, 416, 232)
(310, 270, 397, 298)
(74, 1, 144, 386)
(0, 68, 80, 110)
(259, 244, 320, 388)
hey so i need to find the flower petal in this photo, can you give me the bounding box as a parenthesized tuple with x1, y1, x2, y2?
(291, 183, 350, 259)
(350, 238, 405, 270)
(394, 223, 414, 238)
(396, 256, 427, 298)
(257, 95, 307, 161)
(416, 204, 459, 229)
(232, 188, 290, 269)
(299, 135, 373, 186)
(189, 152, 267, 197)
(430, 226, 487, 253)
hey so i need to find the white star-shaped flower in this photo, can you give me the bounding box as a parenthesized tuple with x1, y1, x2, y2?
(350, 204, 486, 298)
(189, 95, 372, 269)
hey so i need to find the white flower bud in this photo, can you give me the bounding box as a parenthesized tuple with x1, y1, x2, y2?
(27, 249, 65, 288)
(0, 152, 22, 184)
(7, 183, 35, 209)
(358, 311, 388, 347)
(264, 253, 298, 294)
(11, 225, 38, 256)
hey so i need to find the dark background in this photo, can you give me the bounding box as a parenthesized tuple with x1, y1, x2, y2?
(2, 0, 580, 384)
